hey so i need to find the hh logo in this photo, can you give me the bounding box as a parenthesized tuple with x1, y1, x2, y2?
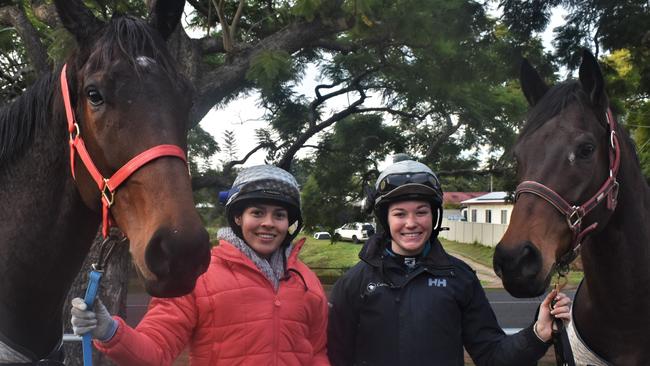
(428, 278, 447, 287)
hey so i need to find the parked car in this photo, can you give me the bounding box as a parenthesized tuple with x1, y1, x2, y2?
(334, 222, 375, 243)
(313, 232, 331, 240)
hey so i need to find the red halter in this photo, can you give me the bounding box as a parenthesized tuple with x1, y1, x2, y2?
(60, 64, 188, 238)
(514, 108, 621, 269)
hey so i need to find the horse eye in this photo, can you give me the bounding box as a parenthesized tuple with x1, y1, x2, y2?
(577, 143, 596, 159)
(86, 89, 104, 106)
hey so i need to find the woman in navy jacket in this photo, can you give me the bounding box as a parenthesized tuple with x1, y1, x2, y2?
(327, 160, 571, 366)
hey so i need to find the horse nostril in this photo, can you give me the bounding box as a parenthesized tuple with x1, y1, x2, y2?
(519, 244, 541, 279)
(145, 226, 211, 282)
(493, 241, 541, 279)
(492, 251, 504, 278)
(145, 233, 171, 278)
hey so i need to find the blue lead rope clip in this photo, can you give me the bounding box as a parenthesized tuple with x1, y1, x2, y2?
(82, 267, 104, 366)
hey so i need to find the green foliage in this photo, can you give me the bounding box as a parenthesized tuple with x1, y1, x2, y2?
(300, 114, 400, 232)
(246, 50, 295, 93)
(220, 130, 239, 165)
(291, 0, 322, 21)
(188, 125, 220, 174)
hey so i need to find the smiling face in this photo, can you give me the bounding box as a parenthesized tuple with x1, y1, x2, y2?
(235, 204, 290, 258)
(387, 200, 433, 256)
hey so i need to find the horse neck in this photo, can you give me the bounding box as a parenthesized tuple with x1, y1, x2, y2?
(580, 136, 650, 316)
(0, 72, 100, 357)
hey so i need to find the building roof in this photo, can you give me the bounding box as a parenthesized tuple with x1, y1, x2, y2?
(461, 191, 510, 205)
(443, 192, 488, 205)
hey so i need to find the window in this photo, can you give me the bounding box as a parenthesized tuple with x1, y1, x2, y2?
(501, 210, 508, 224)
(485, 209, 492, 223)
(471, 209, 477, 222)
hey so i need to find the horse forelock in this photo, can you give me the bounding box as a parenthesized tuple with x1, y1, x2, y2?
(0, 74, 59, 166)
(85, 15, 186, 87)
(518, 81, 597, 141)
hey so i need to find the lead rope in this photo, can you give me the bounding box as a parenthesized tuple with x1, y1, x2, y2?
(82, 233, 127, 366)
(551, 266, 575, 366)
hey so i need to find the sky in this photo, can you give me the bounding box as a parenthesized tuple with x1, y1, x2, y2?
(186, 5, 568, 169)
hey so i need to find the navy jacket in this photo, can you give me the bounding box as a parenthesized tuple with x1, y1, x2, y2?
(327, 234, 549, 366)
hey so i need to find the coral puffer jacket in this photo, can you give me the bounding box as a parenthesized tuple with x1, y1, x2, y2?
(95, 238, 330, 366)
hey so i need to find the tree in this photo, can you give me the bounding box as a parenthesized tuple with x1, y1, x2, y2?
(300, 114, 402, 232)
(0, 0, 544, 183)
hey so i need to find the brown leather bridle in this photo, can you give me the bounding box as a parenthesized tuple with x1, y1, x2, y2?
(60, 64, 188, 238)
(514, 108, 621, 269)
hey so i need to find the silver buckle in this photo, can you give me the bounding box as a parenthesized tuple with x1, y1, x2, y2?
(567, 208, 582, 229)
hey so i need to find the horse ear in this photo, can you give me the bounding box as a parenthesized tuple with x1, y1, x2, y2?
(579, 50, 606, 107)
(148, 0, 186, 40)
(520, 58, 549, 106)
(53, 0, 103, 45)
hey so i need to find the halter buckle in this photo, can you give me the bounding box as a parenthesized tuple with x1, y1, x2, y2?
(567, 207, 582, 229)
(69, 123, 80, 141)
(101, 179, 115, 207)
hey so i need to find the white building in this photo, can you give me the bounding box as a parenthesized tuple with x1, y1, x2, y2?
(461, 191, 513, 225)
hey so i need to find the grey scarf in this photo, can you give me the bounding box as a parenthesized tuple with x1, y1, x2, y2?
(217, 227, 292, 291)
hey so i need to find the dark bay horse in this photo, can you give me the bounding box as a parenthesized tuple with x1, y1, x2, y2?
(493, 50, 650, 364)
(0, 0, 210, 362)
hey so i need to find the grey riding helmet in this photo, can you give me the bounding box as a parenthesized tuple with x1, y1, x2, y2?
(373, 160, 444, 235)
(221, 165, 302, 241)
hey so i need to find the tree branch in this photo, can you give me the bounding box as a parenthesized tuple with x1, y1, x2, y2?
(223, 142, 274, 173)
(277, 75, 367, 169)
(230, 0, 245, 40)
(0, 5, 49, 74)
(355, 107, 433, 121)
(424, 113, 462, 161)
(190, 15, 353, 125)
(191, 172, 232, 191)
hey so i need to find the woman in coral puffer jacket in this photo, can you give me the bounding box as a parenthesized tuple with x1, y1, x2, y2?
(71, 165, 330, 366)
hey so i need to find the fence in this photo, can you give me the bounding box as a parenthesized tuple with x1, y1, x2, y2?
(439, 218, 508, 247)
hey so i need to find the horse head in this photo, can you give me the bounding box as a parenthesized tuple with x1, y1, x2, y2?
(493, 50, 617, 297)
(54, 0, 210, 297)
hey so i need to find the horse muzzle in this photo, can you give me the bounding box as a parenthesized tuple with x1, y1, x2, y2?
(493, 240, 547, 297)
(142, 225, 211, 297)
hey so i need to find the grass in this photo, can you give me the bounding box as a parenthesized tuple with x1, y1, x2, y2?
(298, 236, 363, 284)
(439, 238, 496, 268)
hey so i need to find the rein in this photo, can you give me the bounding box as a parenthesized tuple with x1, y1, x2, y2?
(514, 108, 621, 270)
(60, 64, 187, 366)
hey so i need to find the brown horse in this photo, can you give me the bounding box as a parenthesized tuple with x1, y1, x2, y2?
(493, 50, 650, 364)
(0, 0, 210, 362)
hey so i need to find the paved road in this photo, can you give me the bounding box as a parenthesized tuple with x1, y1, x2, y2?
(124, 288, 576, 330)
(486, 288, 576, 329)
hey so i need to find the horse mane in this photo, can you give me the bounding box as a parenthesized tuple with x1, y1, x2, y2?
(519, 80, 591, 139)
(86, 15, 186, 86)
(0, 74, 57, 165)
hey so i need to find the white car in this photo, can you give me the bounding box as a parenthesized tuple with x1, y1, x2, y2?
(313, 232, 331, 240)
(334, 222, 375, 243)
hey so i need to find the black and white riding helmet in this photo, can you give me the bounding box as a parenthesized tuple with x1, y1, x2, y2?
(372, 160, 444, 235)
(220, 165, 302, 241)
